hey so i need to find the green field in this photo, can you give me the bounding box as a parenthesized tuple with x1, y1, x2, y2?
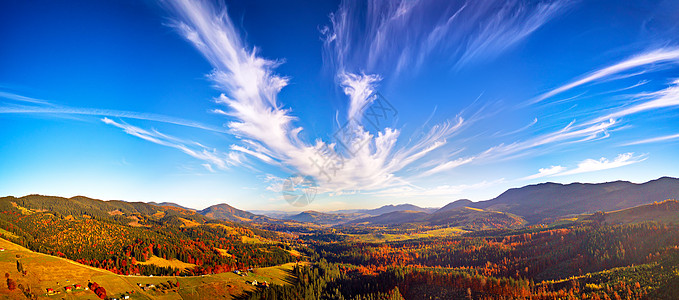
(345, 226, 468, 243)
(0, 238, 301, 299)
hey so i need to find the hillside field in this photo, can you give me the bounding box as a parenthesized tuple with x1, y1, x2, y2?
(0, 238, 302, 299)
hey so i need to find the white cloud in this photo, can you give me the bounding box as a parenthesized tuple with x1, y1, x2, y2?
(418, 157, 474, 178)
(622, 133, 679, 146)
(560, 153, 647, 176)
(161, 0, 469, 194)
(102, 117, 239, 170)
(590, 79, 679, 124)
(532, 48, 679, 104)
(93, 1, 672, 203)
(371, 178, 505, 198)
(201, 163, 215, 173)
(479, 118, 617, 161)
(522, 153, 646, 180)
(322, 0, 569, 76)
(0, 92, 228, 133)
(522, 165, 565, 180)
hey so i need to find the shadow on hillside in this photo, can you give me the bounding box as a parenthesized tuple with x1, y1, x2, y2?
(280, 267, 297, 285)
(232, 268, 298, 299)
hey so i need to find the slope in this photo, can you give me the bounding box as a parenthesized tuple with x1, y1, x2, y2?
(439, 177, 679, 223)
(199, 203, 270, 223)
(0, 237, 301, 300)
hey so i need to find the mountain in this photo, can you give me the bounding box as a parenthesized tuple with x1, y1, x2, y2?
(247, 210, 299, 219)
(436, 199, 473, 213)
(285, 211, 360, 225)
(442, 177, 679, 223)
(0, 194, 208, 223)
(350, 210, 429, 225)
(425, 207, 525, 228)
(588, 199, 679, 225)
(350, 207, 525, 229)
(0, 195, 297, 277)
(148, 201, 195, 211)
(332, 203, 438, 216)
(199, 203, 270, 222)
(360, 204, 438, 215)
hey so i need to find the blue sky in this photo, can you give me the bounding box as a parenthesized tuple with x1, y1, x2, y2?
(1, 0, 679, 211)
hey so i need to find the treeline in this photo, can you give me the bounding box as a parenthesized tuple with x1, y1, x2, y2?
(312, 223, 679, 280)
(239, 259, 659, 300)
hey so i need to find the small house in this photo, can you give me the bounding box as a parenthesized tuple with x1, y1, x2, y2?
(65, 286, 73, 292)
(251, 280, 258, 286)
(46, 288, 55, 295)
(74, 284, 83, 290)
(233, 270, 241, 275)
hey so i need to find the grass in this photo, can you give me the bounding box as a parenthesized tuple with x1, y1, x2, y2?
(0, 237, 303, 299)
(0, 228, 18, 239)
(178, 217, 200, 227)
(241, 235, 274, 244)
(10, 202, 33, 215)
(0, 237, 145, 299)
(287, 249, 301, 257)
(137, 256, 197, 270)
(215, 248, 233, 257)
(346, 226, 467, 243)
(464, 207, 484, 212)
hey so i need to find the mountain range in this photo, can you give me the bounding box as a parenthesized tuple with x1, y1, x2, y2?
(461, 176, 679, 223)
(5, 177, 677, 227)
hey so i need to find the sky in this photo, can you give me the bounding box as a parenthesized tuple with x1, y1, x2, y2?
(1, 0, 679, 211)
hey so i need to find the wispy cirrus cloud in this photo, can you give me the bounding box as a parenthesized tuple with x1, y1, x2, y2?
(322, 0, 569, 76)
(522, 153, 646, 180)
(479, 118, 617, 162)
(0, 91, 229, 133)
(589, 79, 679, 124)
(93, 1, 672, 200)
(522, 165, 565, 180)
(154, 0, 469, 194)
(532, 48, 679, 104)
(622, 133, 679, 146)
(370, 178, 505, 199)
(102, 117, 242, 170)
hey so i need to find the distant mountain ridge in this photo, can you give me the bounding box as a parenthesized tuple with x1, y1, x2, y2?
(199, 203, 271, 223)
(359, 204, 438, 215)
(148, 201, 195, 211)
(443, 177, 679, 223)
(284, 211, 361, 225)
(330, 203, 437, 216)
(5, 176, 677, 227)
(589, 199, 679, 225)
(349, 207, 526, 229)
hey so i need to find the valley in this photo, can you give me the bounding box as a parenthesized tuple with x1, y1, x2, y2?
(1, 177, 679, 299)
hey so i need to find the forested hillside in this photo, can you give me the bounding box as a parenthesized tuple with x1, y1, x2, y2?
(0, 195, 298, 276)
